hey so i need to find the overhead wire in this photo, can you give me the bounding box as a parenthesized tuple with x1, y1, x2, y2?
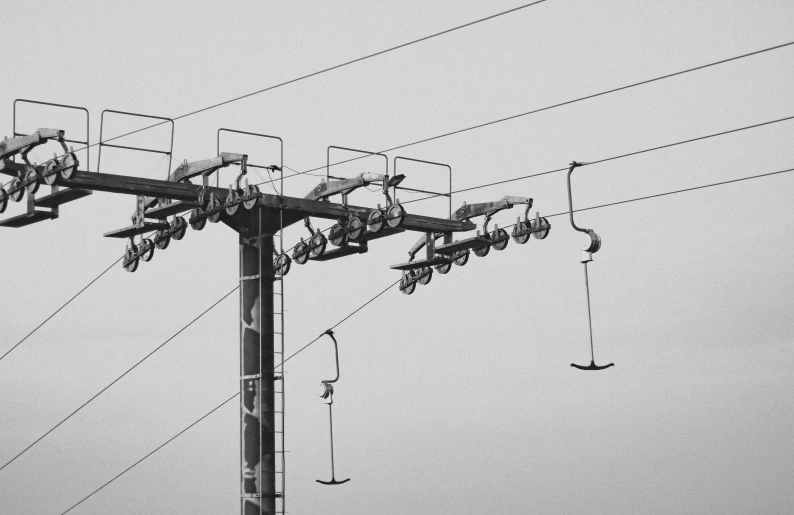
(0, 3, 551, 350)
(254, 40, 794, 187)
(6, 113, 789, 363)
(52, 1, 551, 160)
(0, 256, 123, 363)
(398, 114, 794, 204)
(55, 277, 403, 513)
(0, 229, 159, 362)
(6, 40, 790, 358)
(59, 390, 240, 515)
(0, 286, 239, 473)
(51, 162, 794, 513)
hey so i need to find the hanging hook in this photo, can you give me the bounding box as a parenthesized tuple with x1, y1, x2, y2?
(568, 161, 613, 371)
(316, 329, 350, 485)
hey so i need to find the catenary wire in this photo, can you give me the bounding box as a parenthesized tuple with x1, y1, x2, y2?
(52, 1, 550, 160)
(9, 112, 789, 361)
(0, 286, 239, 474)
(254, 40, 794, 186)
(59, 390, 240, 515)
(0, 230, 160, 362)
(0, 256, 123, 363)
(397, 114, 794, 204)
(542, 166, 794, 221)
(56, 277, 402, 513)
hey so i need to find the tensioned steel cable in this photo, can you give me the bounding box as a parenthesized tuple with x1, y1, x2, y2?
(396, 114, 794, 204)
(273, 114, 793, 255)
(0, 286, 239, 474)
(11, 43, 790, 358)
(255, 40, 794, 186)
(59, 390, 240, 515)
(53, 163, 794, 514)
(12, 113, 789, 363)
(274, 278, 401, 369)
(0, 230, 160, 362)
(0, 256, 123, 363)
(540, 166, 794, 222)
(56, 278, 402, 514)
(56, 1, 550, 158)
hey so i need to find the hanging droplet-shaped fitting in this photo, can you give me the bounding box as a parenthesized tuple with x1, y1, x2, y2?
(579, 230, 601, 253)
(319, 381, 334, 399)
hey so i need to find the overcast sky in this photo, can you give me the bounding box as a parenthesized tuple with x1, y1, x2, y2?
(1, 1, 793, 514)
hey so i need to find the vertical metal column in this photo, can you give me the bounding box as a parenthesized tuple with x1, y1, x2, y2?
(240, 209, 277, 515)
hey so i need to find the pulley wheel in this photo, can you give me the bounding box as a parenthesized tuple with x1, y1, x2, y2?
(123, 244, 139, 273)
(24, 168, 40, 194)
(189, 208, 206, 231)
(155, 229, 171, 250)
(207, 197, 221, 224)
(309, 232, 327, 257)
(473, 242, 490, 257)
(452, 249, 469, 267)
(416, 267, 432, 285)
(0, 188, 8, 214)
(491, 228, 509, 251)
(399, 272, 416, 295)
(293, 241, 310, 265)
(386, 203, 405, 229)
(140, 239, 155, 262)
(225, 191, 240, 216)
(511, 221, 531, 245)
(172, 216, 187, 240)
(43, 160, 59, 185)
(274, 253, 292, 276)
(328, 223, 346, 247)
(242, 185, 260, 210)
(532, 217, 550, 240)
(579, 230, 601, 253)
(367, 209, 385, 233)
(59, 153, 77, 179)
(346, 217, 364, 241)
(9, 178, 24, 202)
(434, 260, 452, 274)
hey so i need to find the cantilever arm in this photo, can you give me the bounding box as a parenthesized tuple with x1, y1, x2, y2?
(321, 329, 341, 384)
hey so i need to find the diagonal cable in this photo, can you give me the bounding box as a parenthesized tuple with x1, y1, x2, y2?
(49, 164, 794, 512)
(59, 390, 239, 515)
(56, 277, 401, 513)
(0, 256, 123, 363)
(0, 286, 238, 474)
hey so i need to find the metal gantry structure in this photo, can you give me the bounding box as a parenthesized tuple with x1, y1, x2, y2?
(0, 101, 555, 515)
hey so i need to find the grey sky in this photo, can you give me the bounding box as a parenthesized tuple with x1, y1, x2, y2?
(1, 1, 793, 514)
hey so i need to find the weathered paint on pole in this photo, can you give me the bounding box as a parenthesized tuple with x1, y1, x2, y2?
(240, 209, 277, 515)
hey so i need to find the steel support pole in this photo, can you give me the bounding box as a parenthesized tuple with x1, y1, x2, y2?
(240, 210, 277, 515)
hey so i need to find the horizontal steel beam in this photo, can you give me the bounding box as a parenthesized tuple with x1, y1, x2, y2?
(54, 170, 475, 233)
